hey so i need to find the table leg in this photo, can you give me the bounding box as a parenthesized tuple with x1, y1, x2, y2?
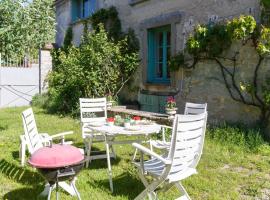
(105, 138, 113, 192)
(20, 135, 26, 166)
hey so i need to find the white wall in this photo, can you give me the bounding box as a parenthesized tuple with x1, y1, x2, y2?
(0, 67, 39, 107)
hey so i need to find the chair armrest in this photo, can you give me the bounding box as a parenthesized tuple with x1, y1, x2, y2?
(50, 131, 74, 139)
(132, 143, 171, 165)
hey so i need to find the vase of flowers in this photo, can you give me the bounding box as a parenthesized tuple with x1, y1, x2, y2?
(165, 96, 178, 118)
(107, 117, 115, 126)
(133, 116, 141, 124)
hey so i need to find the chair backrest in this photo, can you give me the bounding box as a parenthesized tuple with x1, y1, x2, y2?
(79, 98, 107, 124)
(184, 102, 207, 115)
(166, 112, 207, 182)
(22, 108, 43, 154)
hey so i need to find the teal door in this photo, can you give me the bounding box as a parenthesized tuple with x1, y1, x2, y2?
(147, 25, 171, 84)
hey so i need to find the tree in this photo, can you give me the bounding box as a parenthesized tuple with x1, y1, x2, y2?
(0, 0, 55, 58)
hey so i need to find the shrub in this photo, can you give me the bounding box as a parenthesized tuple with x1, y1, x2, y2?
(47, 24, 139, 114)
(31, 93, 49, 108)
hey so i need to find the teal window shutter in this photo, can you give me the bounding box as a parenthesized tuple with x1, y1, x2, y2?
(71, 0, 79, 22)
(147, 25, 171, 84)
(72, 0, 97, 21)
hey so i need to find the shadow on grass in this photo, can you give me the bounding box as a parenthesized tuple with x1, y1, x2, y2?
(88, 172, 143, 199)
(12, 151, 20, 160)
(3, 186, 46, 200)
(0, 159, 43, 186)
(87, 155, 121, 169)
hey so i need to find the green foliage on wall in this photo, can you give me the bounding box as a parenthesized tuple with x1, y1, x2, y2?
(47, 25, 139, 114)
(90, 6, 122, 41)
(185, 15, 270, 137)
(88, 6, 139, 54)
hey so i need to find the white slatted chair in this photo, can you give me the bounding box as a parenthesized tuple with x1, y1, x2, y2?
(150, 102, 207, 150)
(132, 112, 207, 200)
(80, 98, 115, 168)
(20, 107, 80, 197)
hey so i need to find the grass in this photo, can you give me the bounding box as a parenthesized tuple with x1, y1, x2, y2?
(0, 107, 270, 199)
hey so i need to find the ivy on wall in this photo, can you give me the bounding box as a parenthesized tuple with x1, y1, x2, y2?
(83, 6, 140, 54)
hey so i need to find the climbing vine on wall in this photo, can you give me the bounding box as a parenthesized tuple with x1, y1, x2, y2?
(183, 15, 270, 137)
(86, 6, 140, 54)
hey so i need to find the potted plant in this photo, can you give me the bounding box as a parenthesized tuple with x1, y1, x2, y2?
(107, 117, 115, 126)
(133, 116, 141, 124)
(165, 96, 178, 118)
(124, 117, 131, 128)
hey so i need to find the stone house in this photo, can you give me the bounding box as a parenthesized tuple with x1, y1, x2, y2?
(55, 0, 269, 126)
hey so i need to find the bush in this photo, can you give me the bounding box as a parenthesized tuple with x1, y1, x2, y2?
(47, 24, 139, 114)
(31, 93, 49, 108)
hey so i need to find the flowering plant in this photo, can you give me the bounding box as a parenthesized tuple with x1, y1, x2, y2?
(166, 96, 176, 109)
(133, 116, 141, 121)
(107, 117, 115, 122)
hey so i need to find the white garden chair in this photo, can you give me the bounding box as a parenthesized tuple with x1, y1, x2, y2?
(20, 107, 80, 197)
(132, 112, 207, 200)
(79, 98, 115, 168)
(150, 102, 207, 150)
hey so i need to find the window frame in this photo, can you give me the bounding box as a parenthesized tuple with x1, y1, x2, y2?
(147, 25, 171, 84)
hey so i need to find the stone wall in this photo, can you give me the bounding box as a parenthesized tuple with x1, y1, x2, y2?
(40, 48, 53, 92)
(176, 42, 270, 129)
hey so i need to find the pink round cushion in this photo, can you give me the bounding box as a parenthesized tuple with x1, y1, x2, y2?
(29, 144, 84, 168)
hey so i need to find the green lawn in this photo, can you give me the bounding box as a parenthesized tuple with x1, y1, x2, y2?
(0, 107, 270, 200)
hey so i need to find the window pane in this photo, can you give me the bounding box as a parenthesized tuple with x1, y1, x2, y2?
(158, 32, 163, 46)
(83, 0, 89, 18)
(167, 47, 170, 61)
(158, 47, 163, 62)
(156, 62, 163, 78)
(167, 31, 171, 46)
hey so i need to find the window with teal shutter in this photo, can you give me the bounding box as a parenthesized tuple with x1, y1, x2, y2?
(147, 25, 171, 84)
(72, 0, 97, 22)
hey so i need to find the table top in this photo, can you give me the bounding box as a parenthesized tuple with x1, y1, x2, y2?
(86, 122, 161, 136)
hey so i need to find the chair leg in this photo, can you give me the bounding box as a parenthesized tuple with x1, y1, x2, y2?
(175, 182, 191, 200)
(20, 136, 26, 166)
(135, 169, 163, 200)
(85, 137, 92, 168)
(134, 179, 163, 200)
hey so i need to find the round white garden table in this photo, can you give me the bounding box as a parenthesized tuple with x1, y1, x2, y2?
(86, 123, 161, 192)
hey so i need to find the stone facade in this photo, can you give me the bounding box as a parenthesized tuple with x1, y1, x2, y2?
(55, 0, 270, 128)
(178, 42, 270, 128)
